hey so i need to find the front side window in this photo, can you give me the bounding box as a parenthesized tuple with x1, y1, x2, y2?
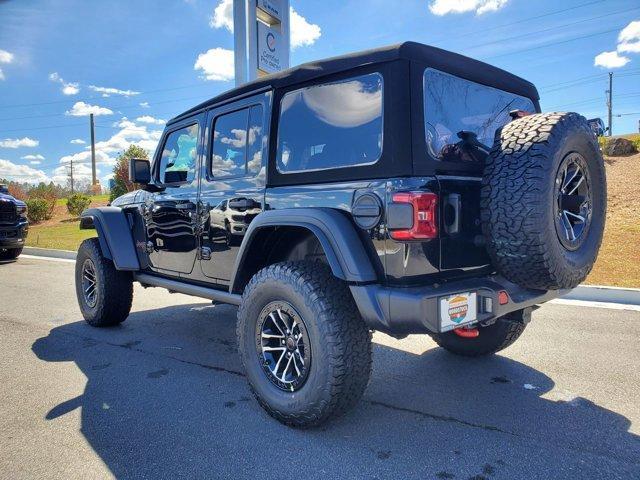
(276, 73, 383, 173)
(424, 69, 535, 164)
(211, 105, 265, 178)
(157, 124, 200, 184)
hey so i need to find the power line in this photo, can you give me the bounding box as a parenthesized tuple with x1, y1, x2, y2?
(463, 6, 639, 53)
(432, 0, 606, 43)
(485, 26, 622, 60)
(0, 94, 211, 122)
(0, 82, 216, 110)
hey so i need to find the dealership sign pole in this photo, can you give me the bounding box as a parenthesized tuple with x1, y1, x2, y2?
(234, 0, 290, 87)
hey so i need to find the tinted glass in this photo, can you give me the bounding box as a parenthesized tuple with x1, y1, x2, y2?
(247, 105, 264, 175)
(158, 124, 199, 184)
(277, 73, 383, 173)
(211, 109, 249, 177)
(424, 69, 535, 164)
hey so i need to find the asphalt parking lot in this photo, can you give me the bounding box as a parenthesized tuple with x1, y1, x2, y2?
(1, 256, 639, 479)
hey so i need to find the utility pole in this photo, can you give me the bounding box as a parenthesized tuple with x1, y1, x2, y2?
(90, 113, 97, 186)
(606, 72, 613, 136)
(69, 158, 74, 194)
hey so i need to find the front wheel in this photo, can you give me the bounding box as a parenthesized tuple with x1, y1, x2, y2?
(237, 262, 372, 428)
(431, 311, 528, 357)
(75, 238, 133, 327)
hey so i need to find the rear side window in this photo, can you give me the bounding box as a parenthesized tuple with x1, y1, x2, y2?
(157, 124, 199, 184)
(276, 73, 383, 173)
(211, 105, 264, 178)
(423, 69, 535, 164)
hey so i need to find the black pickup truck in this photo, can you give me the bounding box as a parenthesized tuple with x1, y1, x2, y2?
(75, 42, 606, 427)
(0, 184, 28, 260)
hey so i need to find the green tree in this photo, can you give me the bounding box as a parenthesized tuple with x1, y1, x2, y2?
(110, 145, 149, 202)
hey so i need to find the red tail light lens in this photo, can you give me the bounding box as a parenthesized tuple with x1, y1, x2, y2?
(390, 192, 438, 240)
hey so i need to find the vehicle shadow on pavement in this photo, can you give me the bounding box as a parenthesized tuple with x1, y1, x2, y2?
(32, 304, 640, 479)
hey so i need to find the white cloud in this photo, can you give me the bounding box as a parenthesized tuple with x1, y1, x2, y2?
(21, 154, 45, 161)
(0, 49, 12, 80)
(0, 49, 14, 64)
(66, 101, 113, 117)
(210, 0, 233, 31)
(136, 115, 166, 125)
(48, 72, 80, 95)
(428, 0, 509, 15)
(617, 20, 640, 54)
(29, 160, 42, 165)
(290, 7, 321, 49)
(209, 2, 321, 49)
(0, 159, 49, 183)
(70, 138, 86, 145)
(194, 47, 234, 81)
(139, 102, 150, 108)
(88, 85, 140, 97)
(594, 20, 640, 68)
(594, 50, 630, 69)
(0, 137, 39, 148)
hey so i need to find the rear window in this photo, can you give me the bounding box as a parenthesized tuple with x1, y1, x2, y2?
(276, 73, 383, 173)
(423, 68, 535, 164)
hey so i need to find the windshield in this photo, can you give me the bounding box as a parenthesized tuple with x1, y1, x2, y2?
(423, 68, 535, 164)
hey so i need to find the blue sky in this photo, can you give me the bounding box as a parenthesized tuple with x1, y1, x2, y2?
(0, 0, 639, 187)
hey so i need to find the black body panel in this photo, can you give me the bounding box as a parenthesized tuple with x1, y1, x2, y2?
(80, 207, 139, 271)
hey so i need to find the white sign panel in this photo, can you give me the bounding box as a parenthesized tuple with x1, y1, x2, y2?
(257, 0, 282, 22)
(257, 22, 283, 74)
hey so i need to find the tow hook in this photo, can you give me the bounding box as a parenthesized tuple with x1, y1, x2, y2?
(453, 326, 479, 338)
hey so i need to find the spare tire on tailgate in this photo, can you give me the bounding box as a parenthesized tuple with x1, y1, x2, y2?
(481, 112, 606, 290)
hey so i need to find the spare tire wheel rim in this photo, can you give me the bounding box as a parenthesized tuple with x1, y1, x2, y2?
(554, 152, 592, 251)
(81, 258, 98, 308)
(255, 301, 311, 392)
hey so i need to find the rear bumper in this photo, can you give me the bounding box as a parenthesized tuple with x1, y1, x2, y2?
(0, 222, 28, 249)
(350, 276, 565, 335)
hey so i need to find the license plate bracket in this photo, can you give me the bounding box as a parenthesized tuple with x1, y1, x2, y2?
(439, 292, 478, 331)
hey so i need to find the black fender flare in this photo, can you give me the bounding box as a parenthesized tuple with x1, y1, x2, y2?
(80, 207, 140, 271)
(230, 208, 379, 293)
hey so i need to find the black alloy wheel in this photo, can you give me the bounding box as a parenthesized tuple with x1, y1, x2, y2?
(554, 152, 592, 251)
(256, 302, 311, 391)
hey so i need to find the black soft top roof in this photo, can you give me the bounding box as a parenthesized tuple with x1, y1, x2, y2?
(171, 41, 538, 123)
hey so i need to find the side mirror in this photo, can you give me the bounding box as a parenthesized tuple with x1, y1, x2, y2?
(129, 158, 151, 184)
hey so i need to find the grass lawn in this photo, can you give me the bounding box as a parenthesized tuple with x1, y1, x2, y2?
(55, 193, 110, 207)
(26, 221, 96, 251)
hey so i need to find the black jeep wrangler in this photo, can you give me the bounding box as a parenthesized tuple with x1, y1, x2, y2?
(76, 42, 606, 427)
(0, 184, 28, 260)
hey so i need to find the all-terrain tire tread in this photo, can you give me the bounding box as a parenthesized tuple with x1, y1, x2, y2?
(480, 112, 605, 290)
(237, 261, 372, 428)
(76, 238, 133, 327)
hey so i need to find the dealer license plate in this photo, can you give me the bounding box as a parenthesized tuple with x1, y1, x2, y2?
(439, 292, 477, 331)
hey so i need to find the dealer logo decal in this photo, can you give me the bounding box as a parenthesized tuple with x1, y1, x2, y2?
(448, 295, 469, 324)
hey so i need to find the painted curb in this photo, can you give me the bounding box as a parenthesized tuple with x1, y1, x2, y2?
(23, 246, 77, 260)
(563, 285, 640, 307)
(18, 247, 640, 306)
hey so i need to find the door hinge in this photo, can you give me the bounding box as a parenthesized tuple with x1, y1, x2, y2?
(200, 246, 212, 260)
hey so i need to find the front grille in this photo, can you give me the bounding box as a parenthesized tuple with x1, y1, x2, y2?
(0, 201, 17, 224)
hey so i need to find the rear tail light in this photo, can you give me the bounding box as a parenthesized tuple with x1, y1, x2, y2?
(389, 192, 438, 240)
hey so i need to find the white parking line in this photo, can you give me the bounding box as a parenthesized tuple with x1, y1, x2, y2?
(20, 254, 75, 264)
(549, 298, 640, 312)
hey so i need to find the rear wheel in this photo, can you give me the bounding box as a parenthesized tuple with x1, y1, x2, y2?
(431, 311, 527, 357)
(0, 247, 22, 260)
(75, 238, 133, 327)
(237, 261, 372, 428)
